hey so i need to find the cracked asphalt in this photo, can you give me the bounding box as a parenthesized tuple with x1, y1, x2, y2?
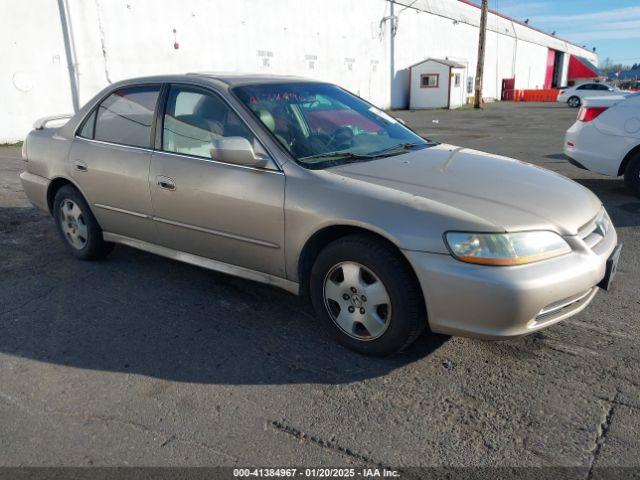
(0, 102, 638, 471)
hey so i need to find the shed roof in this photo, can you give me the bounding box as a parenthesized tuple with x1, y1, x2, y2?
(409, 58, 466, 69)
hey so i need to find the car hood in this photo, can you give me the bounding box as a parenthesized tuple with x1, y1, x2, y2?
(327, 144, 601, 235)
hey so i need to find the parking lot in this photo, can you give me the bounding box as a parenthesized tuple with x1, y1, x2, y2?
(1, 102, 638, 471)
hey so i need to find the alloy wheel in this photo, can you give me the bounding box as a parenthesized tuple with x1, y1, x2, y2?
(322, 261, 392, 340)
(59, 199, 88, 250)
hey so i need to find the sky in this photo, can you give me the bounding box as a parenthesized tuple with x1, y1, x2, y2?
(490, 0, 640, 67)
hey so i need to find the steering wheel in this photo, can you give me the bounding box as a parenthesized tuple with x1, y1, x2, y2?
(325, 126, 354, 151)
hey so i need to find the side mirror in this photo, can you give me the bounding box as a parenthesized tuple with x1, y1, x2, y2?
(210, 137, 269, 167)
(396, 117, 407, 125)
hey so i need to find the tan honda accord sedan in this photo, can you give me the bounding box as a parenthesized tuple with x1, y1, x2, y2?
(20, 74, 621, 355)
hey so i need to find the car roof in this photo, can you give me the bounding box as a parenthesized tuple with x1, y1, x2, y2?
(108, 73, 318, 88)
(187, 72, 314, 86)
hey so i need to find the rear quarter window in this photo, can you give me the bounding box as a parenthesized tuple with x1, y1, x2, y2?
(93, 85, 160, 148)
(77, 110, 96, 139)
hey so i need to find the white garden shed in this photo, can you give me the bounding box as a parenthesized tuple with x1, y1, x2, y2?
(409, 58, 467, 110)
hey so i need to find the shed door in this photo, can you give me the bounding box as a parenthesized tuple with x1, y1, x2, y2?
(449, 69, 465, 109)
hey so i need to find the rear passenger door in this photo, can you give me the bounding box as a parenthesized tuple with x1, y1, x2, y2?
(70, 84, 161, 242)
(149, 84, 286, 277)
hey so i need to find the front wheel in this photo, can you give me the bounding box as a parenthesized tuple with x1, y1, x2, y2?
(53, 185, 114, 260)
(567, 96, 581, 108)
(310, 234, 426, 356)
(624, 152, 640, 198)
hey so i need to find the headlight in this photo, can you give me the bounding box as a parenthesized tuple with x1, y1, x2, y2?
(445, 231, 571, 266)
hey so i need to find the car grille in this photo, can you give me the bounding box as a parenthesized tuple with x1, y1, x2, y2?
(578, 208, 612, 251)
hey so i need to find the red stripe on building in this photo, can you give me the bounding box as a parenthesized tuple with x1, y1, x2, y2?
(568, 56, 600, 79)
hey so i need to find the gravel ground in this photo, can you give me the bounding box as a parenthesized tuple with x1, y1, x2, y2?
(0, 102, 638, 473)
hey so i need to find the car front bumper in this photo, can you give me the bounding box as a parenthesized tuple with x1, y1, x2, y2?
(403, 215, 618, 339)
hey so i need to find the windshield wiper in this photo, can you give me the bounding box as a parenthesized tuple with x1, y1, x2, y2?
(300, 151, 377, 163)
(300, 142, 433, 164)
(369, 142, 427, 156)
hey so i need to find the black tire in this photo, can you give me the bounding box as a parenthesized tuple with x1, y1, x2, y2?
(624, 152, 640, 198)
(52, 184, 114, 260)
(567, 96, 581, 108)
(309, 234, 426, 356)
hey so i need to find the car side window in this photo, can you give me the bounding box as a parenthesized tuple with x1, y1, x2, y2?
(595, 84, 610, 91)
(162, 85, 266, 159)
(577, 84, 592, 90)
(93, 85, 160, 148)
(77, 110, 96, 139)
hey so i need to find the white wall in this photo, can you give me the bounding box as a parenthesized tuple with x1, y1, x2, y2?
(1, 0, 598, 142)
(1, 0, 75, 142)
(513, 40, 549, 90)
(2, 0, 392, 142)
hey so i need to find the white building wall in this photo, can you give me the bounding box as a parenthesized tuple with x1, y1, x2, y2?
(513, 41, 549, 90)
(1, 0, 598, 142)
(2, 0, 392, 142)
(1, 0, 75, 142)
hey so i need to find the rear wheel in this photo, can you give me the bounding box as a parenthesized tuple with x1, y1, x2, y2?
(624, 152, 640, 198)
(53, 185, 114, 260)
(310, 234, 426, 356)
(567, 96, 581, 108)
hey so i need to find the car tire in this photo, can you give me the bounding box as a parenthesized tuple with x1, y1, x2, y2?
(567, 96, 581, 108)
(309, 234, 426, 356)
(624, 152, 640, 198)
(53, 185, 115, 260)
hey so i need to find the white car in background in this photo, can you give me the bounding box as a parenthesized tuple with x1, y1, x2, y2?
(564, 93, 640, 196)
(557, 83, 625, 108)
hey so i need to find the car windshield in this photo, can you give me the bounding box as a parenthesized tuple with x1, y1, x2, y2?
(233, 82, 432, 167)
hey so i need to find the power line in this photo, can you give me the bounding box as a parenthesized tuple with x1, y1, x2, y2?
(387, 0, 589, 53)
(609, 56, 640, 62)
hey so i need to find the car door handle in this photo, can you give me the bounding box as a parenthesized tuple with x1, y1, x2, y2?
(156, 176, 176, 191)
(74, 160, 88, 172)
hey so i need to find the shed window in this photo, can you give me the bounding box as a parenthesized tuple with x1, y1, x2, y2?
(454, 73, 461, 87)
(420, 74, 439, 88)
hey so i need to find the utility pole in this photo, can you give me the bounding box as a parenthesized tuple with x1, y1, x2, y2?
(474, 0, 488, 109)
(57, 0, 80, 112)
(389, 0, 396, 109)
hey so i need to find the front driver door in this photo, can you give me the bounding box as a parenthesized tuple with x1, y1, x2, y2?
(149, 84, 286, 277)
